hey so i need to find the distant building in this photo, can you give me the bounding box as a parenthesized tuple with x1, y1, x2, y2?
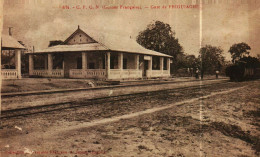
(26, 26, 172, 80)
(1, 34, 25, 79)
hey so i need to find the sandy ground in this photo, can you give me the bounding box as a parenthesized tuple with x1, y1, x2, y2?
(1, 76, 225, 93)
(1, 79, 226, 111)
(0, 80, 259, 157)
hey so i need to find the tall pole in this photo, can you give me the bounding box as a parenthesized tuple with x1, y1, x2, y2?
(8, 27, 13, 36)
(106, 52, 110, 79)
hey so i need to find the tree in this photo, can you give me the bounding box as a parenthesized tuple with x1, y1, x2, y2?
(136, 21, 183, 61)
(229, 42, 251, 63)
(173, 54, 200, 72)
(199, 45, 225, 78)
(185, 55, 200, 70)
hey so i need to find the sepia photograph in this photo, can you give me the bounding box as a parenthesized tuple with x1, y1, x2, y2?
(0, 0, 259, 156)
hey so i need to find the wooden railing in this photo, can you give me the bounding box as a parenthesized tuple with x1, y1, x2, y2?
(85, 69, 106, 78)
(1, 69, 18, 79)
(69, 69, 84, 78)
(69, 69, 106, 79)
(32, 70, 48, 77)
(32, 69, 64, 78)
(51, 69, 64, 78)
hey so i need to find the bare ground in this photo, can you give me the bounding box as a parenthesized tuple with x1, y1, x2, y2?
(1, 79, 226, 111)
(0, 80, 259, 157)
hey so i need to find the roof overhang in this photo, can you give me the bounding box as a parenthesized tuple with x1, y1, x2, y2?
(1, 34, 26, 49)
(28, 44, 172, 58)
(26, 27, 173, 58)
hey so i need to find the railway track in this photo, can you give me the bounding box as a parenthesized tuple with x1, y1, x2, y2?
(1, 80, 232, 119)
(1, 78, 227, 98)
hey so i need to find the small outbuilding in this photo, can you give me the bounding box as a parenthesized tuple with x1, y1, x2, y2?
(27, 26, 172, 80)
(1, 34, 25, 79)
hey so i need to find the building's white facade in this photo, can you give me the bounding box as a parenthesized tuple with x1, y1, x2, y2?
(1, 35, 25, 79)
(27, 27, 172, 80)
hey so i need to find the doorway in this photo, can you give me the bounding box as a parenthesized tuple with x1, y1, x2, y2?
(143, 60, 148, 77)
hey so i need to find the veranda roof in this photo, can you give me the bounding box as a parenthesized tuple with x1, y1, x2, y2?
(1, 34, 25, 49)
(32, 43, 107, 53)
(30, 29, 172, 58)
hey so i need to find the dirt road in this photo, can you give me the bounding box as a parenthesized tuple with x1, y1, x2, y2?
(0, 80, 259, 157)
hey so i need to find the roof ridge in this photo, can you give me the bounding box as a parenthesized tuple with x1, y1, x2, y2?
(77, 27, 111, 50)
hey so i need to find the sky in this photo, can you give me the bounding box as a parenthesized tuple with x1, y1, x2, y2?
(2, 0, 260, 60)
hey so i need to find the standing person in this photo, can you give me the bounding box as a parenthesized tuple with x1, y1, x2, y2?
(216, 70, 219, 79)
(195, 68, 199, 79)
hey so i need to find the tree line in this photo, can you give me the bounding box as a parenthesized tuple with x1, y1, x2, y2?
(137, 21, 260, 78)
(3, 20, 259, 79)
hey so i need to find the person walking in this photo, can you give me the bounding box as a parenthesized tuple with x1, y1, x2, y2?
(195, 68, 199, 79)
(216, 70, 219, 79)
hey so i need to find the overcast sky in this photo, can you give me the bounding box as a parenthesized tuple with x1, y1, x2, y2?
(2, 0, 260, 60)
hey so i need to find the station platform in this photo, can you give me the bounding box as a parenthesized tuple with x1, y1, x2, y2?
(1, 76, 226, 94)
(1, 77, 228, 111)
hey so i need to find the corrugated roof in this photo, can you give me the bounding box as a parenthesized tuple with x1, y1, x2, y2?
(31, 28, 172, 58)
(1, 34, 25, 49)
(34, 43, 107, 53)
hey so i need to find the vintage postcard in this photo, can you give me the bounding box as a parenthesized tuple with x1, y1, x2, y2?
(0, 0, 259, 156)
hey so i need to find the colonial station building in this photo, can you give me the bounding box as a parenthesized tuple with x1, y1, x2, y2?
(1, 34, 25, 79)
(27, 26, 172, 80)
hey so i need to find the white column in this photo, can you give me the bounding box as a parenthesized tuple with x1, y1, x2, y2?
(167, 58, 171, 74)
(82, 52, 87, 70)
(135, 55, 139, 70)
(148, 56, 152, 78)
(48, 53, 53, 76)
(160, 57, 164, 73)
(148, 56, 152, 70)
(29, 54, 34, 76)
(106, 52, 111, 79)
(118, 52, 123, 70)
(15, 49, 22, 79)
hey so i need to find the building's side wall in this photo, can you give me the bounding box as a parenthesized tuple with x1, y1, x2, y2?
(66, 32, 95, 45)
